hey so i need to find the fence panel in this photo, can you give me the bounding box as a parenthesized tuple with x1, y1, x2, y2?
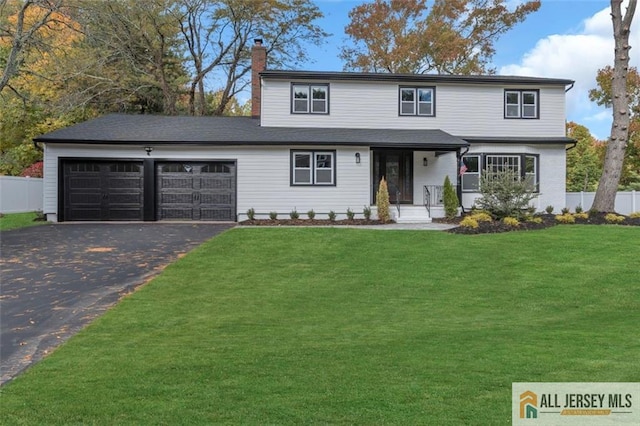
(566, 191, 638, 215)
(0, 176, 44, 214)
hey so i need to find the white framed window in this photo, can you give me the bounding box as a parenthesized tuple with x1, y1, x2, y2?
(399, 86, 435, 116)
(504, 89, 538, 119)
(462, 154, 539, 192)
(291, 150, 335, 186)
(292, 84, 329, 114)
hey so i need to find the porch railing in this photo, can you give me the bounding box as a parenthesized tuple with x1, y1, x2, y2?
(423, 185, 444, 217)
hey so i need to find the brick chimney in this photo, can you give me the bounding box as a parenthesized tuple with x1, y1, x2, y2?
(251, 39, 266, 119)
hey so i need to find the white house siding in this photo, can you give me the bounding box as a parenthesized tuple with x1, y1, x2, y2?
(43, 143, 370, 222)
(459, 144, 566, 212)
(261, 80, 567, 138)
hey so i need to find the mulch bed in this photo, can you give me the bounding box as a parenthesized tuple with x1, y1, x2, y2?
(437, 212, 640, 235)
(240, 219, 385, 226)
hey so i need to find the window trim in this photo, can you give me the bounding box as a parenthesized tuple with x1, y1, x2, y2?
(291, 83, 329, 115)
(399, 86, 435, 117)
(290, 150, 336, 186)
(461, 153, 540, 193)
(504, 89, 539, 119)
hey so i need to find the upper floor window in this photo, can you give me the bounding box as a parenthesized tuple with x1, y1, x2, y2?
(292, 84, 329, 114)
(399, 87, 435, 116)
(291, 150, 335, 186)
(505, 89, 538, 119)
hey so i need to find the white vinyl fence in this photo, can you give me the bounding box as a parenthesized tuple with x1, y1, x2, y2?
(0, 176, 43, 214)
(566, 191, 638, 215)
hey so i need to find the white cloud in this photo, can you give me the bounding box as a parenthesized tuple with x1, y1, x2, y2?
(499, 2, 639, 138)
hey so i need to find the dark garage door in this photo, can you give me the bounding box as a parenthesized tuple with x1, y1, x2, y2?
(156, 162, 236, 220)
(63, 161, 144, 221)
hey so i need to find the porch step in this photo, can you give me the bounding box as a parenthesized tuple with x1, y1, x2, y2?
(392, 205, 432, 224)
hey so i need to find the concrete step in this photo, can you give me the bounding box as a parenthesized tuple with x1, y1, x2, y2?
(392, 206, 432, 223)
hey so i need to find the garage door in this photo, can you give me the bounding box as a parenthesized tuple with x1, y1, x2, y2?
(63, 161, 144, 221)
(156, 162, 236, 220)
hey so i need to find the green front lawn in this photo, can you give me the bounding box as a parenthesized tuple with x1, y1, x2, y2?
(1, 226, 639, 424)
(0, 211, 45, 231)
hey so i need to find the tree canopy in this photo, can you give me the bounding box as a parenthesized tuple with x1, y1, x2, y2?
(340, 0, 540, 74)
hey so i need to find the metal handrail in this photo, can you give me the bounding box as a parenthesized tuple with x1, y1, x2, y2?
(395, 190, 401, 218)
(423, 186, 431, 217)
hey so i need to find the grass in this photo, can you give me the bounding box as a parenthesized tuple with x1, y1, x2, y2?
(1, 226, 639, 424)
(0, 211, 44, 231)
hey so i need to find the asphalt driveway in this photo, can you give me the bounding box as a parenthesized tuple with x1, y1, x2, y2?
(0, 222, 232, 385)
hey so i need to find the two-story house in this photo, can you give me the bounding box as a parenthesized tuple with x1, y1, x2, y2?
(36, 39, 574, 223)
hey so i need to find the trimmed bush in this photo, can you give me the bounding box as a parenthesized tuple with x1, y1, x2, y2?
(630, 212, 640, 218)
(269, 211, 278, 220)
(574, 205, 583, 214)
(475, 169, 537, 220)
(460, 216, 479, 229)
(290, 209, 299, 220)
(573, 212, 588, 220)
(307, 209, 316, 220)
(545, 205, 554, 214)
(363, 206, 372, 220)
(346, 208, 355, 220)
(443, 175, 459, 219)
(527, 216, 543, 224)
(502, 217, 520, 227)
(246, 208, 255, 220)
(555, 214, 575, 224)
(328, 211, 337, 221)
(376, 177, 391, 222)
(605, 213, 625, 224)
(469, 212, 493, 222)
(561, 207, 570, 214)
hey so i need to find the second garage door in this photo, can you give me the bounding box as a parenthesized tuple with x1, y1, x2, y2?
(156, 162, 236, 221)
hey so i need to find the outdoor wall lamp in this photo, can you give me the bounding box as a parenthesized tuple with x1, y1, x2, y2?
(144, 146, 154, 156)
(355, 152, 361, 164)
(423, 157, 428, 167)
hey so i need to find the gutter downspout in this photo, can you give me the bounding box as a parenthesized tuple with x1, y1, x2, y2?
(33, 140, 43, 152)
(565, 82, 575, 93)
(457, 147, 470, 214)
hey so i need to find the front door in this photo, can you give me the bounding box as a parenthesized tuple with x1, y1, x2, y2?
(373, 150, 413, 204)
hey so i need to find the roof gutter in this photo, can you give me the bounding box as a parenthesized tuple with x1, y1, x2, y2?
(565, 82, 575, 92)
(32, 140, 43, 152)
(566, 140, 578, 151)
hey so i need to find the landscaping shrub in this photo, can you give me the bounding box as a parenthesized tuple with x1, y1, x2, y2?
(573, 212, 589, 220)
(328, 211, 337, 221)
(269, 211, 278, 220)
(502, 217, 520, 227)
(363, 206, 372, 220)
(555, 214, 575, 224)
(474, 169, 537, 220)
(605, 213, 625, 224)
(290, 209, 299, 220)
(307, 209, 316, 220)
(443, 175, 459, 219)
(376, 177, 391, 222)
(545, 205, 554, 214)
(346, 208, 355, 220)
(246, 208, 255, 220)
(20, 161, 43, 178)
(527, 216, 543, 224)
(575, 205, 583, 214)
(561, 207, 570, 214)
(469, 212, 492, 222)
(460, 216, 479, 229)
(630, 212, 640, 219)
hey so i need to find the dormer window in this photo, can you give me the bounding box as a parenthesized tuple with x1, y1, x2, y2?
(292, 84, 329, 114)
(505, 89, 539, 119)
(399, 87, 435, 116)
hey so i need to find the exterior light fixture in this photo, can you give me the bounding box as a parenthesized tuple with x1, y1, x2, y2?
(144, 146, 153, 156)
(423, 157, 428, 167)
(355, 152, 361, 164)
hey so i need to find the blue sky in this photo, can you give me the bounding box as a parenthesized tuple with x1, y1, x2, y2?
(298, 0, 640, 140)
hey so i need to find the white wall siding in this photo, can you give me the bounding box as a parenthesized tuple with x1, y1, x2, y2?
(459, 144, 566, 212)
(261, 80, 566, 138)
(44, 144, 370, 222)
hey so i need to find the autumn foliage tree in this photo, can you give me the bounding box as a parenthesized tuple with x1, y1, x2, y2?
(591, 0, 637, 211)
(340, 0, 540, 74)
(566, 122, 603, 192)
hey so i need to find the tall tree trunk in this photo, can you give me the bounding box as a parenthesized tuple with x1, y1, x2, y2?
(592, 0, 637, 212)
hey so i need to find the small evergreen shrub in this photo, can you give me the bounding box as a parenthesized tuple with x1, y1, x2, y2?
(574, 205, 583, 214)
(573, 212, 588, 220)
(545, 205, 554, 214)
(629, 211, 640, 218)
(605, 213, 625, 223)
(460, 216, 479, 229)
(376, 177, 391, 222)
(269, 211, 278, 220)
(561, 207, 570, 214)
(475, 169, 537, 220)
(307, 209, 316, 220)
(443, 175, 459, 219)
(555, 214, 575, 224)
(363, 206, 372, 220)
(328, 210, 337, 221)
(346, 208, 355, 220)
(502, 217, 520, 227)
(290, 209, 299, 220)
(469, 212, 492, 222)
(246, 208, 255, 220)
